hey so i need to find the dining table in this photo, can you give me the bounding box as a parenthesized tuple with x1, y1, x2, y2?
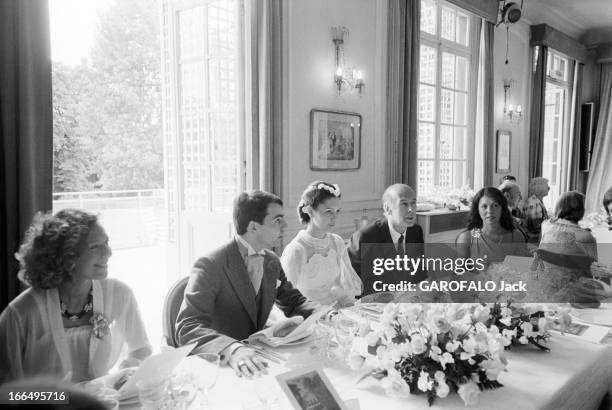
(128, 309, 612, 410)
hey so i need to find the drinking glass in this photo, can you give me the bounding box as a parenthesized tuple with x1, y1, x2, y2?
(253, 375, 281, 409)
(137, 376, 168, 410)
(195, 353, 220, 409)
(334, 316, 358, 358)
(166, 372, 197, 410)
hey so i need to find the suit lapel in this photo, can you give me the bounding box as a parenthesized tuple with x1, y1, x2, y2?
(379, 220, 393, 244)
(257, 252, 278, 330)
(224, 241, 257, 327)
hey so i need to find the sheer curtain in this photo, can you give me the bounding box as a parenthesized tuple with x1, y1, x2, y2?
(0, 0, 53, 310)
(385, 0, 420, 189)
(585, 63, 612, 212)
(245, 0, 283, 195)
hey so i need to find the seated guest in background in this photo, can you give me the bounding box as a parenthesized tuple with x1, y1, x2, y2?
(348, 184, 427, 296)
(499, 174, 517, 185)
(175, 191, 318, 378)
(541, 191, 598, 261)
(499, 181, 525, 220)
(604, 187, 612, 229)
(0, 209, 151, 383)
(522, 177, 550, 243)
(281, 181, 362, 307)
(456, 187, 529, 264)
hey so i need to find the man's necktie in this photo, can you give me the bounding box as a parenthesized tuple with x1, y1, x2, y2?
(397, 234, 405, 254)
(246, 254, 264, 293)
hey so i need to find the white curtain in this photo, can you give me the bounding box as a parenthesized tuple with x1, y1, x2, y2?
(585, 63, 612, 212)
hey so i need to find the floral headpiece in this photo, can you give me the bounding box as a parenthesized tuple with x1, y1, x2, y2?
(316, 183, 341, 197)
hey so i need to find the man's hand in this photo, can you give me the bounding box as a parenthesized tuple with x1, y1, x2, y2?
(570, 278, 611, 305)
(228, 346, 268, 378)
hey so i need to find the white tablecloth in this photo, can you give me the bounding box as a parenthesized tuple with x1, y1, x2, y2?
(165, 335, 612, 410)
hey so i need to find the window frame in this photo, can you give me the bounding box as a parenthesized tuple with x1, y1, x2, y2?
(418, 0, 478, 195)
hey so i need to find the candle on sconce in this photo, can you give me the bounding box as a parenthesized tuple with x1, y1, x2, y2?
(516, 105, 522, 113)
(356, 70, 363, 80)
(508, 104, 514, 113)
(335, 67, 343, 77)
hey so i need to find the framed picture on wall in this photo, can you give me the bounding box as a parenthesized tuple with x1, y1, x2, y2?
(496, 130, 511, 173)
(310, 109, 361, 170)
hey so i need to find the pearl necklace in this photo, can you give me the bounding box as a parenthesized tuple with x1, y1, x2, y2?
(60, 286, 93, 322)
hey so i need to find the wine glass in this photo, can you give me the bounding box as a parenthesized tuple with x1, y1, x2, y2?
(195, 353, 220, 409)
(334, 316, 358, 358)
(253, 375, 281, 409)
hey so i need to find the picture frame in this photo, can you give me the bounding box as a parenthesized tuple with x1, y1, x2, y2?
(276, 365, 348, 410)
(310, 109, 361, 171)
(496, 130, 511, 173)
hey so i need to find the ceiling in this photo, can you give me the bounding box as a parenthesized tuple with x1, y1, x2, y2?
(520, 0, 612, 46)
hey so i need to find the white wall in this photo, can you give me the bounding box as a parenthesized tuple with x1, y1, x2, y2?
(281, 0, 387, 242)
(492, 22, 531, 195)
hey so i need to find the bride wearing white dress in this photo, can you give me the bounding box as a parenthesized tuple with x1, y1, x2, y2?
(281, 181, 362, 306)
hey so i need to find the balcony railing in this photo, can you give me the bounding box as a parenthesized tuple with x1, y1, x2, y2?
(52, 189, 167, 249)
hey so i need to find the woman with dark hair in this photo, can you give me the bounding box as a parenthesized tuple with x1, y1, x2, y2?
(540, 191, 598, 261)
(281, 181, 361, 306)
(0, 209, 151, 383)
(456, 187, 528, 264)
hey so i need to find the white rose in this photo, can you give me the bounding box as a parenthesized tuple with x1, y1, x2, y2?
(436, 381, 450, 398)
(439, 352, 455, 369)
(434, 370, 446, 381)
(445, 340, 460, 352)
(481, 359, 504, 380)
(458, 381, 480, 406)
(417, 371, 433, 392)
(411, 335, 427, 355)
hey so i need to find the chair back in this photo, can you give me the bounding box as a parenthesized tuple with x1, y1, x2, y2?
(162, 276, 189, 347)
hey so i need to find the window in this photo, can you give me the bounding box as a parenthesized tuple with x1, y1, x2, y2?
(418, 0, 477, 196)
(162, 0, 243, 242)
(542, 49, 571, 209)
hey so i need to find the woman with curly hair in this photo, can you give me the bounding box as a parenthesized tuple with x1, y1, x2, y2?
(0, 209, 151, 383)
(456, 187, 529, 264)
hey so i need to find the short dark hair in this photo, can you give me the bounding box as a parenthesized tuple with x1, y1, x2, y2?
(15, 209, 98, 289)
(554, 190, 585, 223)
(500, 175, 517, 184)
(297, 181, 341, 224)
(465, 187, 515, 231)
(603, 187, 612, 216)
(233, 191, 283, 235)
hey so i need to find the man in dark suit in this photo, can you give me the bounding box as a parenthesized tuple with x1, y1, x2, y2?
(348, 184, 426, 296)
(175, 191, 317, 378)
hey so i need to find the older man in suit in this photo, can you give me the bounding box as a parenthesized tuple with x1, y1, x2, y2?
(348, 184, 427, 296)
(175, 191, 317, 378)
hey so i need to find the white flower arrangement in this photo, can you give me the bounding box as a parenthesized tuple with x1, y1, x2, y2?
(349, 303, 507, 406)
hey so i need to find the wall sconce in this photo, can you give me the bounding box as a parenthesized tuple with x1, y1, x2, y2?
(332, 26, 365, 96)
(503, 80, 522, 123)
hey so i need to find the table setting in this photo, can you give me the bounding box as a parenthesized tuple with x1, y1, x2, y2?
(91, 297, 612, 410)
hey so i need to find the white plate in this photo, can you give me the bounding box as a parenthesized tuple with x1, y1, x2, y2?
(571, 303, 612, 326)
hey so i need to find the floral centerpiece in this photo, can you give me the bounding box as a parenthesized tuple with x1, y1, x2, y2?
(348, 303, 506, 406)
(486, 303, 572, 351)
(418, 184, 475, 211)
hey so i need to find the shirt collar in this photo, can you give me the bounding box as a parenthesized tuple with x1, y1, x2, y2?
(387, 219, 406, 243)
(235, 235, 266, 257)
